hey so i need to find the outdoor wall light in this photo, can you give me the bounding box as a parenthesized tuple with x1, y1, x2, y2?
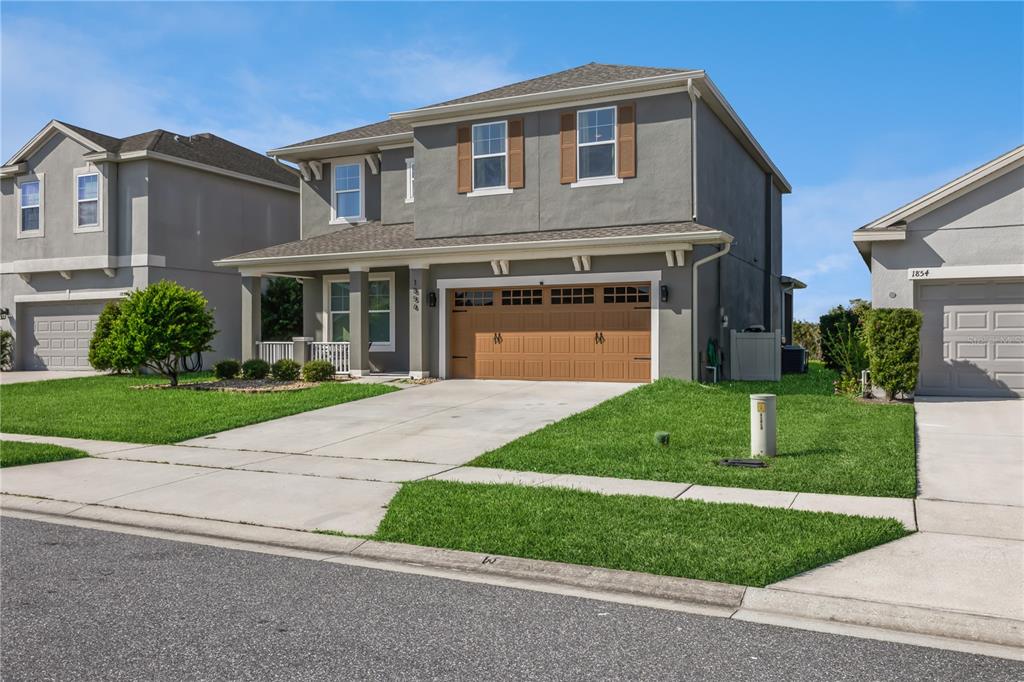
(0, 307, 9, 320)
(428, 291, 437, 308)
(660, 285, 669, 303)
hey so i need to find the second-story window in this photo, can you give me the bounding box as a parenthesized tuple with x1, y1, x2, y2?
(333, 162, 363, 222)
(19, 179, 41, 233)
(76, 173, 100, 229)
(577, 107, 616, 180)
(472, 121, 506, 189)
(405, 158, 415, 203)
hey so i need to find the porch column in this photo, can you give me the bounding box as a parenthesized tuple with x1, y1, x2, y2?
(348, 267, 371, 377)
(302, 276, 322, 340)
(409, 266, 431, 378)
(241, 275, 262, 361)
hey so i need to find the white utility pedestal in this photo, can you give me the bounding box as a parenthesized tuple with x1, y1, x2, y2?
(750, 394, 777, 457)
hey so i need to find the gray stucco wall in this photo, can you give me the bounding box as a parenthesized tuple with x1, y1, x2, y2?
(412, 92, 693, 239)
(300, 157, 381, 239)
(869, 163, 1024, 308)
(381, 147, 414, 225)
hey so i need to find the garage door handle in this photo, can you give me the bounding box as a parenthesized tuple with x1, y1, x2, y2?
(634, 356, 651, 361)
(598, 332, 605, 343)
(452, 355, 468, 359)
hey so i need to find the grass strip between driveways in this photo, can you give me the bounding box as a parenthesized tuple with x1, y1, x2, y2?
(0, 373, 397, 444)
(0, 440, 89, 468)
(471, 364, 917, 498)
(374, 480, 909, 587)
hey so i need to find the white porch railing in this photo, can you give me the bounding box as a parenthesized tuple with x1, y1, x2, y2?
(310, 342, 350, 374)
(258, 342, 293, 364)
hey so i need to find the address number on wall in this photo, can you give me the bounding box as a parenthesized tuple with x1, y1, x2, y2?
(907, 268, 932, 279)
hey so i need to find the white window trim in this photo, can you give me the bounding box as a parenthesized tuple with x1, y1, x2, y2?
(73, 167, 103, 233)
(330, 158, 366, 225)
(471, 120, 508, 192)
(404, 157, 415, 203)
(322, 272, 396, 352)
(576, 105, 617, 183)
(570, 176, 624, 189)
(16, 173, 44, 239)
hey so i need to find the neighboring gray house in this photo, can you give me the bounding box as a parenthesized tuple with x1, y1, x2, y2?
(0, 120, 299, 370)
(219, 63, 797, 383)
(853, 145, 1024, 397)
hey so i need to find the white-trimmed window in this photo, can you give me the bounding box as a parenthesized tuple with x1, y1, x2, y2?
(75, 172, 100, 230)
(324, 272, 395, 352)
(577, 106, 616, 180)
(331, 161, 364, 223)
(405, 157, 415, 203)
(472, 121, 507, 190)
(17, 176, 43, 237)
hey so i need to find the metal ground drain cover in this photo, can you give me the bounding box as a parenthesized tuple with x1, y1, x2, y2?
(718, 458, 769, 468)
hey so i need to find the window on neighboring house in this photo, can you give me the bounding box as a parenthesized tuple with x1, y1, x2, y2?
(333, 162, 363, 222)
(472, 121, 506, 189)
(405, 158, 415, 203)
(577, 107, 616, 179)
(327, 275, 394, 350)
(76, 173, 99, 228)
(19, 180, 41, 233)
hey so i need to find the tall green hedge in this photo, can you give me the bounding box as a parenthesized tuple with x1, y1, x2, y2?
(819, 305, 862, 371)
(863, 308, 923, 400)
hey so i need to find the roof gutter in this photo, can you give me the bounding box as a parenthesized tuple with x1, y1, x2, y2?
(267, 131, 413, 160)
(692, 239, 732, 381)
(687, 78, 699, 221)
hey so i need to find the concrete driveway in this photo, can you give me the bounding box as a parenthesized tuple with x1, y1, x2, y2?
(0, 370, 101, 385)
(2, 380, 633, 534)
(181, 379, 633, 465)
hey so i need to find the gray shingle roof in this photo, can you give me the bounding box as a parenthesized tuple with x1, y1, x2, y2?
(55, 121, 298, 187)
(221, 220, 714, 262)
(418, 62, 691, 109)
(274, 63, 690, 152)
(279, 119, 412, 150)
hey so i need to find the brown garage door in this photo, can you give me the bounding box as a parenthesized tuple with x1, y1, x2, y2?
(450, 284, 651, 382)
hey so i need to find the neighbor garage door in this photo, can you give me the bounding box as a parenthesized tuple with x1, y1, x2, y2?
(23, 302, 105, 370)
(449, 284, 651, 382)
(917, 280, 1024, 397)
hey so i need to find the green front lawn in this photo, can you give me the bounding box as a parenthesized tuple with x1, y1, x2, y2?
(0, 373, 397, 444)
(0, 440, 89, 468)
(472, 364, 917, 497)
(375, 480, 909, 587)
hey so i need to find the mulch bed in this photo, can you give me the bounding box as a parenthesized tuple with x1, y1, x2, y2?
(134, 379, 322, 393)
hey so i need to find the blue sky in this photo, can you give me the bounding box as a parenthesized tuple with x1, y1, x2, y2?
(3, 2, 1021, 320)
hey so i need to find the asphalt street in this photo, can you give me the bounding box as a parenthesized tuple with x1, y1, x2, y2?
(1, 516, 1020, 681)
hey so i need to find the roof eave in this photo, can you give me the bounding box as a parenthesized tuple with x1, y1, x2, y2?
(214, 228, 732, 269)
(267, 132, 413, 161)
(4, 120, 110, 166)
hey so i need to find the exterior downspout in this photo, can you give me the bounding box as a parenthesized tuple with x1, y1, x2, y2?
(692, 240, 732, 381)
(687, 78, 699, 221)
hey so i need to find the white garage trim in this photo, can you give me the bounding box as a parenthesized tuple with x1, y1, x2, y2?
(907, 264, 1024, 281)
(436, 270, 662, 380)
(14, 288, 131, 303)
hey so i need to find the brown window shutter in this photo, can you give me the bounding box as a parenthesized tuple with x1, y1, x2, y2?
(559, 112, 576, 184)
(456, 125, 472, 193)
(508, 118, 524, 189)
(617, 104, 636, 178)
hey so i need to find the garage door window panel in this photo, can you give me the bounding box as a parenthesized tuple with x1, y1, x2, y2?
(551, 287, 595, 305)
(501, 289, 543, 306)
(603, 285, 650, 304)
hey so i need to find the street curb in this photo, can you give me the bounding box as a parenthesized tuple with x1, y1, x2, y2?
(3, 493, 1021, 659)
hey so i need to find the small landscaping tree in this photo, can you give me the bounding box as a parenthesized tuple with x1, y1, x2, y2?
(109, 280, 216, 386)
(262, 277, 302, 341)
(0, 329, 12, 371)
(791, 320, 821, 360)
(863, 308, 923, 400)
(88, 301, 134, 374)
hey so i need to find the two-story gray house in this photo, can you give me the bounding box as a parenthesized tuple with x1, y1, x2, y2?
(218, 63, 795, 383)
(0, 120, 299, 370)
(853, 144, 1023, 397)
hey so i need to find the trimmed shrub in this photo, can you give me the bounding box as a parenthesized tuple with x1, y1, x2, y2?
(863, 308, 923, 400)
(241, 358, 270, 380)
(88, 301, 134, 374)
(104, 282, 216, 385)
(301, 359, 335, 382)
(0, 329, 12, 371)
(213, 359, 241, 380)
(272, 358, 301, 381)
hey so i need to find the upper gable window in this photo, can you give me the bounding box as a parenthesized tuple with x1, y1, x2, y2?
(332, 161, 364, 223)
(76, 173, 100, 230)
(577, 107, 616, 180)
(18, 178, 42, 236)
(472, 121, 507, 190)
